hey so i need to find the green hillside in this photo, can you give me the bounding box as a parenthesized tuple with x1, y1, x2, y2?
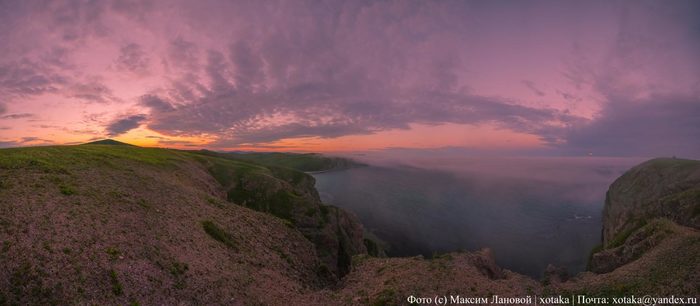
(82, 139, 135, 146)
(0, 144, 367, 304)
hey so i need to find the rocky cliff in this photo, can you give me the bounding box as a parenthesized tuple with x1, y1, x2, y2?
(587, 158, 700, 274)
(192, 152, 367, 279)
(579, 158, 700, 292)
(601, 158, 700, 247)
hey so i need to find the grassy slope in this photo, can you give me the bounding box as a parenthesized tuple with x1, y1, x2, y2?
(0, 145, 324, 305)
(190, 152, 309, 221)
(559, 219, 700, 297)
(189, 150, 368, 277)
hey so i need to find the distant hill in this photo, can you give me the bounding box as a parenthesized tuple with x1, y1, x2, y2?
(83, 139, 135, 146)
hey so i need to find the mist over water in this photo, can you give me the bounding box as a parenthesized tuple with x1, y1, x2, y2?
(312, 155, 644, 278)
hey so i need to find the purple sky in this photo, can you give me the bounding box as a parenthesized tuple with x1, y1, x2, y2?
(0, 0, 698, 157)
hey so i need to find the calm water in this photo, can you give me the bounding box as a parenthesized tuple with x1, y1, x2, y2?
(312, 157, 641, 278)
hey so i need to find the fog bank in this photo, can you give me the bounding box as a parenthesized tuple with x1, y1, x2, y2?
(313, 154, 644, 277)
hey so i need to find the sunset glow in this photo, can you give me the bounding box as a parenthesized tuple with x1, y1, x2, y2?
(1, 1, 698, 156)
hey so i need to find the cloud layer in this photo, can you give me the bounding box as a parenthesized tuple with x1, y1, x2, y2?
(0, 0, 698, 156)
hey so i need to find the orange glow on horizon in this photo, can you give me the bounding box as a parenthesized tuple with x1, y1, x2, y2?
(9, 123, 544, 154)
(216, 123, 545, 152)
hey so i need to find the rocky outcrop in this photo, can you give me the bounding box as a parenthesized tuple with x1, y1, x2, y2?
(589, 219, 673, 273)
(601, 158, 700, 247)
(198, 156, 367, 279)
(542, 264, 569, 285)
(470, 248, 505, 280)
(589, 158, 700, 274)
(303, 249, 541, 305)
(560, 219, 699, 297)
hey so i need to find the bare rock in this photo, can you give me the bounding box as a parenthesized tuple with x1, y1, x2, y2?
(542, 264, 569, 284)
(471, 248, 505, 280)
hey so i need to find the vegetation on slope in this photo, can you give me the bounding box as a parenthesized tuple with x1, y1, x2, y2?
(0, 144, 326, 304)
(602, 157, 700, 246)
(563, 219, 699, 297)
(0, 144, 696, 304)
(580, 158, 700, 296)
(83, 139, 135, 146)
(188, 150, 368, 277)
(0, 143, 370, 304)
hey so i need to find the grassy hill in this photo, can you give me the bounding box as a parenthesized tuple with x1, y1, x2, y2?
(82, 139, 134, 146)
(0, 144, 366, 304)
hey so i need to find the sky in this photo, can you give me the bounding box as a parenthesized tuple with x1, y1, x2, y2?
(0, 0, 698, 157)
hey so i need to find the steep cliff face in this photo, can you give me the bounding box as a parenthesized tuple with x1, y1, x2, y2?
(601, 158, 700, 247)
(587, 158, 700, 280)
(194, 153, 367, 279)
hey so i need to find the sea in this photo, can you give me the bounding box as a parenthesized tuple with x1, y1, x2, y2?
(312, 156, 643, 278)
